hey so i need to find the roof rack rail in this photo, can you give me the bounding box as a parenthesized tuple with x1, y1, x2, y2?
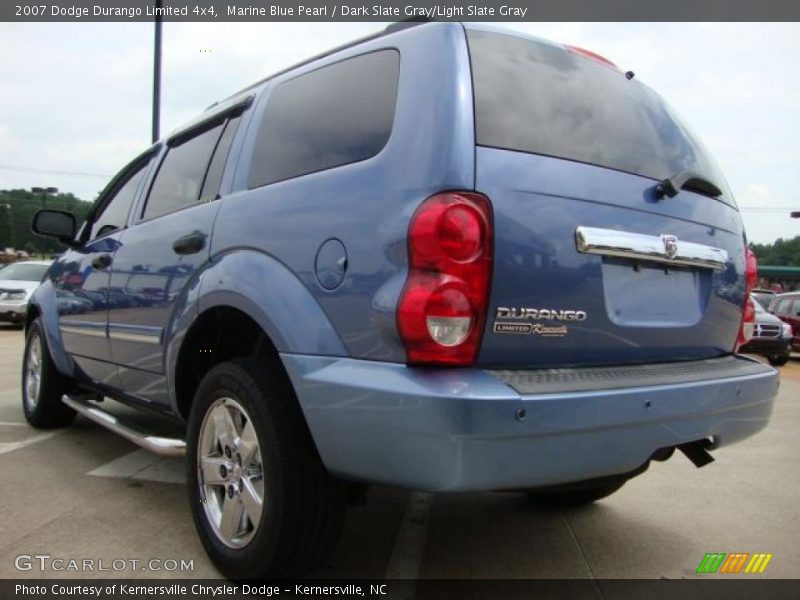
(384, 18, 433, 34)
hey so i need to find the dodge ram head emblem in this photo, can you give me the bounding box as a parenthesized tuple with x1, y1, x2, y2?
(662, 234, 679, 260)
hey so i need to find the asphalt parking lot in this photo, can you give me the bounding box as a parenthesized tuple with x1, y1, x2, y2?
(0, 324, 798, 580)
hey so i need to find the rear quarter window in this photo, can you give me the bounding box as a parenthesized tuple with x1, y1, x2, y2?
(247, 50, 400, 188)
(466, 29, 729, 199)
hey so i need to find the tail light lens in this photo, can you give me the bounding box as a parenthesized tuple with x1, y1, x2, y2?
(397, 192, 493, 366)
(736, 247, 758, 350)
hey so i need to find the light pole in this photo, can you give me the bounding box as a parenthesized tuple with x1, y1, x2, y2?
(152, 0, 163, 143)
(31, 186, 59, 208)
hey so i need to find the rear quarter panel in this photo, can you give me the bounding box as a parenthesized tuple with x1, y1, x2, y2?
(210, 22, 475, 362)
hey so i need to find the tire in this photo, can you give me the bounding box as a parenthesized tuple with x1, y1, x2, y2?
(187, 358, 346, 579)
(768, 355, 789, 367)
(21, 319, 76, 429)
(526, 476, 627, 508)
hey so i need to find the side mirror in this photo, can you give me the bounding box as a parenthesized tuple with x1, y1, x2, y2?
(32, 210, 79, 247)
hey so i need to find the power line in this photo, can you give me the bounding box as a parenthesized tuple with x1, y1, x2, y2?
(0, 164, 111, 179)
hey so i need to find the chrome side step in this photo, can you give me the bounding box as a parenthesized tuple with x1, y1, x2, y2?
(62, 395, 186, 457)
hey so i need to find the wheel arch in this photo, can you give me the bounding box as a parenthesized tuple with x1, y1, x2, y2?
(167, 249, 348, 419)
(24, 283, 75, 376)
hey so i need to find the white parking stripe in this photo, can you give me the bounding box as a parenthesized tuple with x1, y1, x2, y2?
(0, 431, 59, 456)
(88, 448, 185, 484)
(385, 492, 433, 584)
(0, 421, 26, 426)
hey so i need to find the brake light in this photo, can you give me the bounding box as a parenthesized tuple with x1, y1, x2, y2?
(565, 45, 620, 71)
(397, 192, 493, 366)
(736, 247, 758, 350)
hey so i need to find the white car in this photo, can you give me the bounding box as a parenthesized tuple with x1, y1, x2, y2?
(0, 260, 52, 325)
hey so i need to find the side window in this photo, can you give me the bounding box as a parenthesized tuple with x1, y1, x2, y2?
(143, 123, 224, 221)
(200, 115, 241, 201)
(248, 50, 400, 188)
(89, 162, 149, 240)
(777, 299, 791, 315)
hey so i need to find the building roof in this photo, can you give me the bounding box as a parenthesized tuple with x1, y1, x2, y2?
(757, 265, 800, 276)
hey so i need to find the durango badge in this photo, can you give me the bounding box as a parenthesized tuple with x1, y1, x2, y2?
(493, 307, 587, 337)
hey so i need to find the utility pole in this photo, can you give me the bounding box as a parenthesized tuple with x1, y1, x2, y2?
(152, 0, 163, 144)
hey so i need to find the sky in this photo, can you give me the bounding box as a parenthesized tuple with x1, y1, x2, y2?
(0, 22, 798, 244)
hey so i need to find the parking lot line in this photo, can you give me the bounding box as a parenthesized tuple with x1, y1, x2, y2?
(0, 431, 59, 456)
(88, 448, 186, 484)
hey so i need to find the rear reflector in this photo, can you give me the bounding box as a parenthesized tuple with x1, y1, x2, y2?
(397, 192, 493, 366)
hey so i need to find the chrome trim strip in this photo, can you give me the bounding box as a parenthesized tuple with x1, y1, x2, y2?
(62, 395, 185, 457)
(575, 226, 728, 270)
(60, 322, 107, 338)
(108, 330, 162, 345)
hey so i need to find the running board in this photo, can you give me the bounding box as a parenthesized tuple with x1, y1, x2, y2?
(61, 395, 186, 457)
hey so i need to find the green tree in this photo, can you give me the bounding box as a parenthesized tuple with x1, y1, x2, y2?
(749, 236, 800, 266)
(0, 189, 93, 255)
(0, 204, 14, 248)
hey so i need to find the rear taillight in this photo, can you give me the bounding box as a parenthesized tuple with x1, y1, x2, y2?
(397, 192, 493, 366)
(736, 247, 758, 350)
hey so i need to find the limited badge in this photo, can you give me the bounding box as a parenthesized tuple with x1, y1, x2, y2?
(492, 306, 587, 337)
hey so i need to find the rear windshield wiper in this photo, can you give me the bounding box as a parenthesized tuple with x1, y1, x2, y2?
(655, 170, 722, 199)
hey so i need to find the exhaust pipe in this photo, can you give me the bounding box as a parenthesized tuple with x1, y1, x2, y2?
(678, 439, 715, 468)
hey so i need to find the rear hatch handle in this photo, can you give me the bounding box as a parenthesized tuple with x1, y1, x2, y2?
(655, 170, 722, 199)
(575, 226, 729, 270)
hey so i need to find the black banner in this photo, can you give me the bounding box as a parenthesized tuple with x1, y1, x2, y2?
(3, 580, 800, 600)
(4, 0, 800, 22)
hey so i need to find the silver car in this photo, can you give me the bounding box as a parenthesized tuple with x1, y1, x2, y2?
(0, 260, 52, 325)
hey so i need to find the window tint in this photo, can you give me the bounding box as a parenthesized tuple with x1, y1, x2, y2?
(200, 116, 241, 201)
(248, 50, 399, 188)
(143, 123, 224, 220)
(467, 30, 729, 201)
(90, 163, 149, 239)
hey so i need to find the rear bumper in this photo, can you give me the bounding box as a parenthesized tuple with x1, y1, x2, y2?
(282, 354, 779, 492)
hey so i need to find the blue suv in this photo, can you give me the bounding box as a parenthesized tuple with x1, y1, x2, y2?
(24, 23, 778, 578)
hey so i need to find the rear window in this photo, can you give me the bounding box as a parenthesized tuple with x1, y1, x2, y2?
(467, 30, 728, 198)
(248, 50, 400, 189)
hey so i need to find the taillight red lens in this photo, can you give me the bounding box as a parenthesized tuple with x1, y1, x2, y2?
(745, 247, 758, 292)
(397, 192, 493, 366)
(439, 205, 484, 262)
(736, 247, 758, 350)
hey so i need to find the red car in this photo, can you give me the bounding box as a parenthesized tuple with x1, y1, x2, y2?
(770, 292, 800, 352)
